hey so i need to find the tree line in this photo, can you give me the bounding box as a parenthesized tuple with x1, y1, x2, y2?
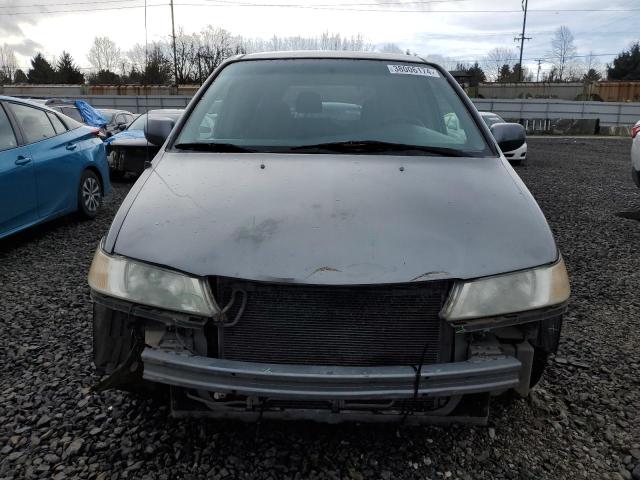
(0, 25, 638, 85)
(0, 29, 374, 86)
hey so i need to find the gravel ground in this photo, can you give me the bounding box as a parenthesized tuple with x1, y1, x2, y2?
(1, 137, 639, 480)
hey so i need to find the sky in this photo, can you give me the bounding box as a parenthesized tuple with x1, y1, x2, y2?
(1, 0, 638, 76)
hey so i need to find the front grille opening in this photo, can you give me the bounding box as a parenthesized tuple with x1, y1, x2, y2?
(211, 278, 450, 367)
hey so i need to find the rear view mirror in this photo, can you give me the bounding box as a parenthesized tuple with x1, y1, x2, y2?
(144, 117, 176, 146)
(490, 123, 526, 153)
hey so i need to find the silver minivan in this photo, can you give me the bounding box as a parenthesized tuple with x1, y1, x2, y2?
(89, 52, 570, 423)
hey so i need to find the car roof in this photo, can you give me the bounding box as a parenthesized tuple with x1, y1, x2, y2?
(146, 109, 184, 115)
(235, 50, 438, 65)
(99, 108, 131, 114)
(0, 95, 70, 114)
(479, 112, 502, 117)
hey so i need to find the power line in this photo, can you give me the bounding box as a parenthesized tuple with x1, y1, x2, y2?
(176, 1, 640, 14)
(0, 0, 143, 8)
(2, 0, 640, 15)
(0, 3, 168, 15)
(0, 0, 472, 8)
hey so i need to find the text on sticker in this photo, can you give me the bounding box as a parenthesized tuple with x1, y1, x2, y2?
(387, 64, 440, 77)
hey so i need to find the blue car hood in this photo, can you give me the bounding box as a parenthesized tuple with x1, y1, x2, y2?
(107, 152, 558, 284)
(104, 129, 145, 145)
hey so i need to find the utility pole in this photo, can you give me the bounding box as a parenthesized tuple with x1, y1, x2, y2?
(535, 59, 543, 82)
(514, 0, 531, 82)
(170, 0, 179, 93)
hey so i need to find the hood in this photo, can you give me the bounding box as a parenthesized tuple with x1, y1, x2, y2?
(109, 152, 557, 284)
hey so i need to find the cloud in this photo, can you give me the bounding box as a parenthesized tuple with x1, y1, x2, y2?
(0, 0, 45, 58)
(7, 38, 43, 56)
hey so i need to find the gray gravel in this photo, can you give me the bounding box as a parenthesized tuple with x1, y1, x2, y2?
(1, 137, 639, 480)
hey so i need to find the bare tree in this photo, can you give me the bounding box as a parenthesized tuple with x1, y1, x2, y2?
(482, 48, 518, 81)
(0, 44, 17, 81)
(582, 51, 604, 81)
(197, 26, 240, 76)
(424, 54, 458, 71)
(379, 43, 404, 54)
(241, 31, 373, 53)
(87, 36, 122, 72)
(174, 28, 199, 83)
(549, 26, 577, 82)
(126, 43, 149, 73)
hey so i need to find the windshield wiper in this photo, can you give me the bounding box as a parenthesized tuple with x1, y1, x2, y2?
(174, 142, 256, 153)
(290, 140, 470, 157)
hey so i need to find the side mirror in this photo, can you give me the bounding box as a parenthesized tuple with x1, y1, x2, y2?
(490, 123, 526, 153)
(144, 117, 175, 146)
(117, 123, 127, 131)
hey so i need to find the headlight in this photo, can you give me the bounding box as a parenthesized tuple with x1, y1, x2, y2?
(88, 247, 216, 316)
(441, 257, 570, 321)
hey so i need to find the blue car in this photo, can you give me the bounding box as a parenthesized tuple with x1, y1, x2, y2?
(0, 96, 111, 239)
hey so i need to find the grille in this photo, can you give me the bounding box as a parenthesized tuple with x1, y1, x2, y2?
(213, 279, 449, 367)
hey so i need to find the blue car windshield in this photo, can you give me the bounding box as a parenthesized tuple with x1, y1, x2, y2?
(174, 59, 492, 156)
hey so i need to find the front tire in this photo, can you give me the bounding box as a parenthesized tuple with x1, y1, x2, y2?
(78, 170, 102, 218)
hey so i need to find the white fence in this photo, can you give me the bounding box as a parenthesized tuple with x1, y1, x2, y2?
(471, 98, 640, 127)
(12, 94, 640, 128)
(65, 95, 191, 113)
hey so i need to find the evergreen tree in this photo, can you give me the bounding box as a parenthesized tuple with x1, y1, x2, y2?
(453, 62, 486, 87)
(607, 43, 640, 80)
(467, 62, 486, 86)
(88, 69, 122, 85)
(583, 68, 602, 82)
(56, 51, 85, 84)
(27, 53, 56, 84)
(498, 64, 512, 82)
(13, 69, 28, 83)
(143, 45, 171, 84)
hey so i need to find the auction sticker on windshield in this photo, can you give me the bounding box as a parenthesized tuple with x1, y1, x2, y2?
(387, 64, 440, 77)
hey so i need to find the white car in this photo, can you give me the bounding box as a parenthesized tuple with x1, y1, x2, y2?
(632, 120, 640, 187)
(480, 112, 528, 164)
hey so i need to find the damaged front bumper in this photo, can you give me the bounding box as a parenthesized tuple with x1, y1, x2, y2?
(141, 348, 521, 400)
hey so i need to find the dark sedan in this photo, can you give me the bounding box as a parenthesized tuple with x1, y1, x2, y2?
(104, 109, 183, 178)
(97, 109, 136, 138)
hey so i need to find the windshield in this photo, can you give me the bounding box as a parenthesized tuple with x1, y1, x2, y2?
(174, 59, 492, 156)
(99, 110, 116, 123)
(482, 114, 505, 127)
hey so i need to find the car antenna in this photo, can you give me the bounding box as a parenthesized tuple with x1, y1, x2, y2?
(143, 0, 151, 170)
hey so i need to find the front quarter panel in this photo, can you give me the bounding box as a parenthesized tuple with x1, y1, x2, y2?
(103, 152, 159, 252)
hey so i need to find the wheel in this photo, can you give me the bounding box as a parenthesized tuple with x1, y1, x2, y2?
(78, 170, 102, 218)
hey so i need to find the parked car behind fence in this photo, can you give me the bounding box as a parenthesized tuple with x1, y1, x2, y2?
(97, 109, 136, 138)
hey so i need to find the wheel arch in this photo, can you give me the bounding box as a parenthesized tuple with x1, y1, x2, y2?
(83, 165, 104, 192)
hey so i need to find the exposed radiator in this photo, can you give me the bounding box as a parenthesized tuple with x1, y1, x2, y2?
(213, 279, 450, 367)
